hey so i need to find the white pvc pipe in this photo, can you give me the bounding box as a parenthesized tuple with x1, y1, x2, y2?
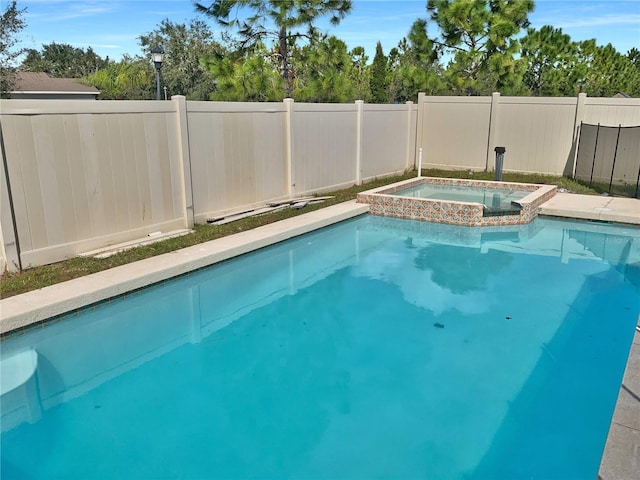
(417, 147, 423, 177)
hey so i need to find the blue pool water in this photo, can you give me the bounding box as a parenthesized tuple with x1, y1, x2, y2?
(1, 215, 639, 479)
(393, 183, 530, 210)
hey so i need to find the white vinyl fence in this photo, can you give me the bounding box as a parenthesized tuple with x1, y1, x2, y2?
(185, 99, 415, 223)
(0, 100, 190, 271)
(416, 93, 640, 176)
(0, 97, 416, 270)
(1, 94, 638, 272)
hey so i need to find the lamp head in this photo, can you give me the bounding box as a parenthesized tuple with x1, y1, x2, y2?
(151, 47, 164, 69)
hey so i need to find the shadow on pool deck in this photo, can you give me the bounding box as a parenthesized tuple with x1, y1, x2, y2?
(538, 193, 640, 480)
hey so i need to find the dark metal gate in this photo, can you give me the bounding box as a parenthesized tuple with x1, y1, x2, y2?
(574, 123, 640, 198)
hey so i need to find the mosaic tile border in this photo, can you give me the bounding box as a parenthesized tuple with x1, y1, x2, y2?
(357, 177, 556, 226)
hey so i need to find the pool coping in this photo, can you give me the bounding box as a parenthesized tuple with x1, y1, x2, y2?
(0, 201, 369, 336)
(598, 328, 640, 480)
(1, 195, 638, 477)
(539, 192, 640, 226)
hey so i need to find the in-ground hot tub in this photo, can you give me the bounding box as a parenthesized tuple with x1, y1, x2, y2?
(357, 176, 556, 226)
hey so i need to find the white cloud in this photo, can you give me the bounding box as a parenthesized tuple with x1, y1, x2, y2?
(25, 1, 117, 22)
(554, 13, 640, 29)
(74, 43, 121, 49)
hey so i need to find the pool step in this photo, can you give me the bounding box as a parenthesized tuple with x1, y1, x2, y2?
(0, 349, 42, 431)
(483, 202, 523, 217)
(1, 349, 38, 397)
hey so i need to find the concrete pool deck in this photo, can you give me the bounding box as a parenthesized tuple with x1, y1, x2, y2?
(0, 192, 639, 477)
(540, 192, 640, 226)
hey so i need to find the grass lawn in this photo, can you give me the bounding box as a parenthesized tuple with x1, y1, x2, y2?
(0, 169, 596, 298)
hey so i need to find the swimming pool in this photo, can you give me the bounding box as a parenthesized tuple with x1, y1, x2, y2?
(1, 215, 639, 479)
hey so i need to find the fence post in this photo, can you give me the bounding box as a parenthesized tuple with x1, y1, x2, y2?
(284, 98, 295, 198)
(415, 92, 426, 171)
(571, 92, 587, 177)
(172, 95, 194, 229)
(486, 92, 501, 172)
(405, 101, 414, 171)
(355, 100, 364, 186)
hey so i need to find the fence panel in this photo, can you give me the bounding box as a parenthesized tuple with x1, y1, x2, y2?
(0, 100, 187, 267)
(291, 103, 358, 194)
(186, 102, 288, 221)
(418, 96, 492, 170)
(583, 98, 640, 126)
(362, 104, 416, 180)
(495, 97, 577, 175)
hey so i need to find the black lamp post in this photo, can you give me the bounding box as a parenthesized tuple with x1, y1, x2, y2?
(151, 47, 164, 100)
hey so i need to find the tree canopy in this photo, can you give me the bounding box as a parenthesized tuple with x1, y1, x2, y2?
(427, 0, 534, 95)
(195, 0, 352, 97)
(370, 42, 389, 103)
(387, 19, 443, 102)
(294, 35, 358, 102)
(20, 43, 108, 78)
(520, 25, 575, 96)
(202, 43, 283, 101)
(0, 0, 27, 97)
(139, 19, 223, 100)
(7, 0, 639, 101)
(84, 56, 155, 100)
(519, 30, 640, 97)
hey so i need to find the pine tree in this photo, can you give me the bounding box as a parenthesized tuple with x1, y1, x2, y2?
(370, 41, 389, 103)
(195, 0, 352, 98)
(626, 48, 640, 73)
(202, 44, 283, 101)
(294, 35, 356, 102)
(387, 19, 443, 102)
(350, 46, 370, 101)
(520, 26, 576, 96)
(582, 43, 640, 97)
(427, 0, 533, 94)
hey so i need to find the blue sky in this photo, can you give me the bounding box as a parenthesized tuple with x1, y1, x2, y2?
(15, 0, 640, 62)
